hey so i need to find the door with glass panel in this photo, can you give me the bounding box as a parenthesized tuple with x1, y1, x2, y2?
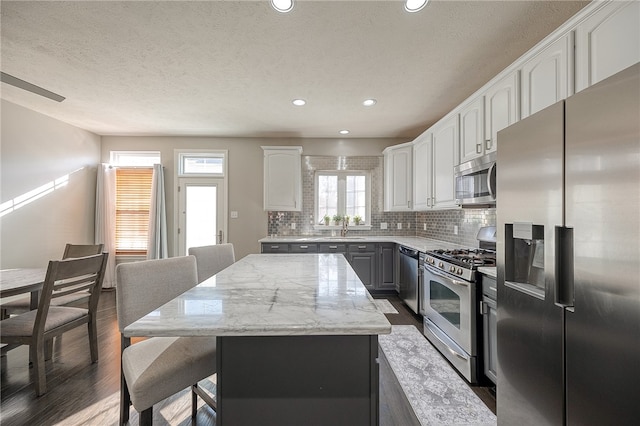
(178, 178, 226, 255)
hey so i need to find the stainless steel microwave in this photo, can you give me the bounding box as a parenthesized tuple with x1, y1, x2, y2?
(454, 152, 496, 207)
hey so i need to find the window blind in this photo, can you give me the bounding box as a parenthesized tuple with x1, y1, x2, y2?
(115, 168, 153, 255)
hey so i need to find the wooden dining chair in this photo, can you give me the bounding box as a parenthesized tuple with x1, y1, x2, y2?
(116, 256, 216, 426)
(0, 252, 109, 396)
(0, 243, 104, 319)
(188, 243, 235, 283)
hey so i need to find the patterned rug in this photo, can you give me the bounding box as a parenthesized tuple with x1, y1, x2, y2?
(374, 298, 399, 314)
(379, 325, 497, 426)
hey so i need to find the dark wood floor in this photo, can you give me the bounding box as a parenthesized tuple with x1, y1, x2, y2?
(0, 291, 495, 425)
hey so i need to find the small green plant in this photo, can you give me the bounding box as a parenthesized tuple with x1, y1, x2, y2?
(323, 214, 330, 225)
(332, 214, 342, 225)
(353, 215, 362, 225)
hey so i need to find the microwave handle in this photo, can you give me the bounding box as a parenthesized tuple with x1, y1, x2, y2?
(487, 161, 497, 200)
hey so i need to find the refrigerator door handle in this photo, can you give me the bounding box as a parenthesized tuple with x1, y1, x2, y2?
(555, 226, 575, 308)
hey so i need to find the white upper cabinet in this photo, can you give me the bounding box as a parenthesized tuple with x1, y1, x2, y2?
(432, 115, 459, 209)
(521, 32, 574, 119)
(384, 143, 413, 211)
(459, 96, 485, 164)
(412, 132, 433, 211)
(575, 1, 640, 93)
(484, 71, 519, 154)
(262, 146, 302, 211)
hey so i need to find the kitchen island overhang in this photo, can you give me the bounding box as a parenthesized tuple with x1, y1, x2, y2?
(124, 254, 392, 426)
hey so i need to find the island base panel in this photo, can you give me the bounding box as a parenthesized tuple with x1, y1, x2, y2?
(217, 335, 379, 426)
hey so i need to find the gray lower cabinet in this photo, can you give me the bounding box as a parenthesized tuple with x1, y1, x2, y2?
(261, 241, 398, 292)
(377, 243, 396, 291)
(289, 243, 318, 253)
(347, 243, 377, 290)
(481, 275, 497, 385)
(318, 243, 346, 254)
(261, 243, 289, 253)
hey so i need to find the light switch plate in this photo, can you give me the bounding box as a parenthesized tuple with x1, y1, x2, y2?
(380, 222, 388, 230)
(291, 223, 296, 230)
(423, 223, 427, 231)
(230, 211, 238, 218)
(397, 223, 402, 230)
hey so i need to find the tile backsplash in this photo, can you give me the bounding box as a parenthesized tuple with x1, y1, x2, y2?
(416, 208, 496, 248)
(266, 154, 496, 247)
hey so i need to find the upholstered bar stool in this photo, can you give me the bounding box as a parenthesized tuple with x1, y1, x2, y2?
(116, 256, 216, 425)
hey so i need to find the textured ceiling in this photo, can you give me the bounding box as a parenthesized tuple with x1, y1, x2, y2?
(0, 0, 590, 139)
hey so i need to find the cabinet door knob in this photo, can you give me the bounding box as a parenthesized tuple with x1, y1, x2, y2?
(485, 139, 493, 150)
(476, 143, 483, 154)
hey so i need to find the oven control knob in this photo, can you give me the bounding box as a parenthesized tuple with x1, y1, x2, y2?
(438, 262, 444, 268)
(449, 266, 456, 273)
(457, 268, 463, 275)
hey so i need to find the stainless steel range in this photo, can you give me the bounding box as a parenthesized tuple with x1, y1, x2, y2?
(421, 227, 496, 384)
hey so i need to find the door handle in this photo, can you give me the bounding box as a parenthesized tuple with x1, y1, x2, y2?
(487, 162, 496, 200)
(425, 321, 469, 361)
(218, 230, 224, 244)
(555, 226, 574, 308)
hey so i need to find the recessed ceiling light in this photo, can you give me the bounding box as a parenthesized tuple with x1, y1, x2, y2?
(405, 0, 429, 13)
(292, 99, 306, 106)
(271, 0, 294, 13)
(339, 130, 350, 135)
(363, 99, 377, 107)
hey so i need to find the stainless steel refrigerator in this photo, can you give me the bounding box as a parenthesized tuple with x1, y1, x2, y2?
(496, 63, 640, 425)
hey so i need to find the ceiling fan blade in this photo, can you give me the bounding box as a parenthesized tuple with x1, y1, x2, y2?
(1, 72, 65, 102)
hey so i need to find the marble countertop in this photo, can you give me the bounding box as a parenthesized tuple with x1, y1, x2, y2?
(124, 253, 392, 338)
(259, 235, 468, 252)
(478, 266, 497, 278)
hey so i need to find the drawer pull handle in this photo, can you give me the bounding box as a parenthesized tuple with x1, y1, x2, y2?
(300, 245, 308, 249)
(271, 245, 279, 249)
(358, 245, 367, 249)
(329, 245, 338, 249)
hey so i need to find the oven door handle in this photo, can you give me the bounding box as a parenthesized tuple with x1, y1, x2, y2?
(425, 321, 469, 361)
(423, 264, 468, 287)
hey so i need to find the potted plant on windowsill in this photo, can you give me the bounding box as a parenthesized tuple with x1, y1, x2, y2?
(332, 214, 342, 226)
(323, 214, 331, 226)
(353, 215, 362, 226)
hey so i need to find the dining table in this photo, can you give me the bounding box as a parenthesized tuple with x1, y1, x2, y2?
(125, 253, 392, 426)
(0, 268, 47, 310)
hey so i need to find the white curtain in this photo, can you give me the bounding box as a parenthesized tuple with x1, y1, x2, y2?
(95, 163, 117, 288)
(147, 163, 168, 259)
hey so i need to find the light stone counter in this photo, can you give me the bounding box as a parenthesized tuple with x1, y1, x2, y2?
(259, 235, 469, 252)
(124, 253, 392, 338)
(478, 266, 497, 278)
(125, 254, 391, 423)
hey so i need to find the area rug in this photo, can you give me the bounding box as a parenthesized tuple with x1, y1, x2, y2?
(379, 325, 497, 426)
(374, 298, 399, 314)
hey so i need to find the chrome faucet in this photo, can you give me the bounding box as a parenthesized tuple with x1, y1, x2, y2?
(341, 219, 349, 237)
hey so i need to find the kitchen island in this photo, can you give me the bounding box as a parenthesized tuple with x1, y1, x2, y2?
(125, 253, 391, 426)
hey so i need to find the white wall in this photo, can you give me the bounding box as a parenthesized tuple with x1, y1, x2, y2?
(1, 100, 101, 268)
(101, 136, 403, 259)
